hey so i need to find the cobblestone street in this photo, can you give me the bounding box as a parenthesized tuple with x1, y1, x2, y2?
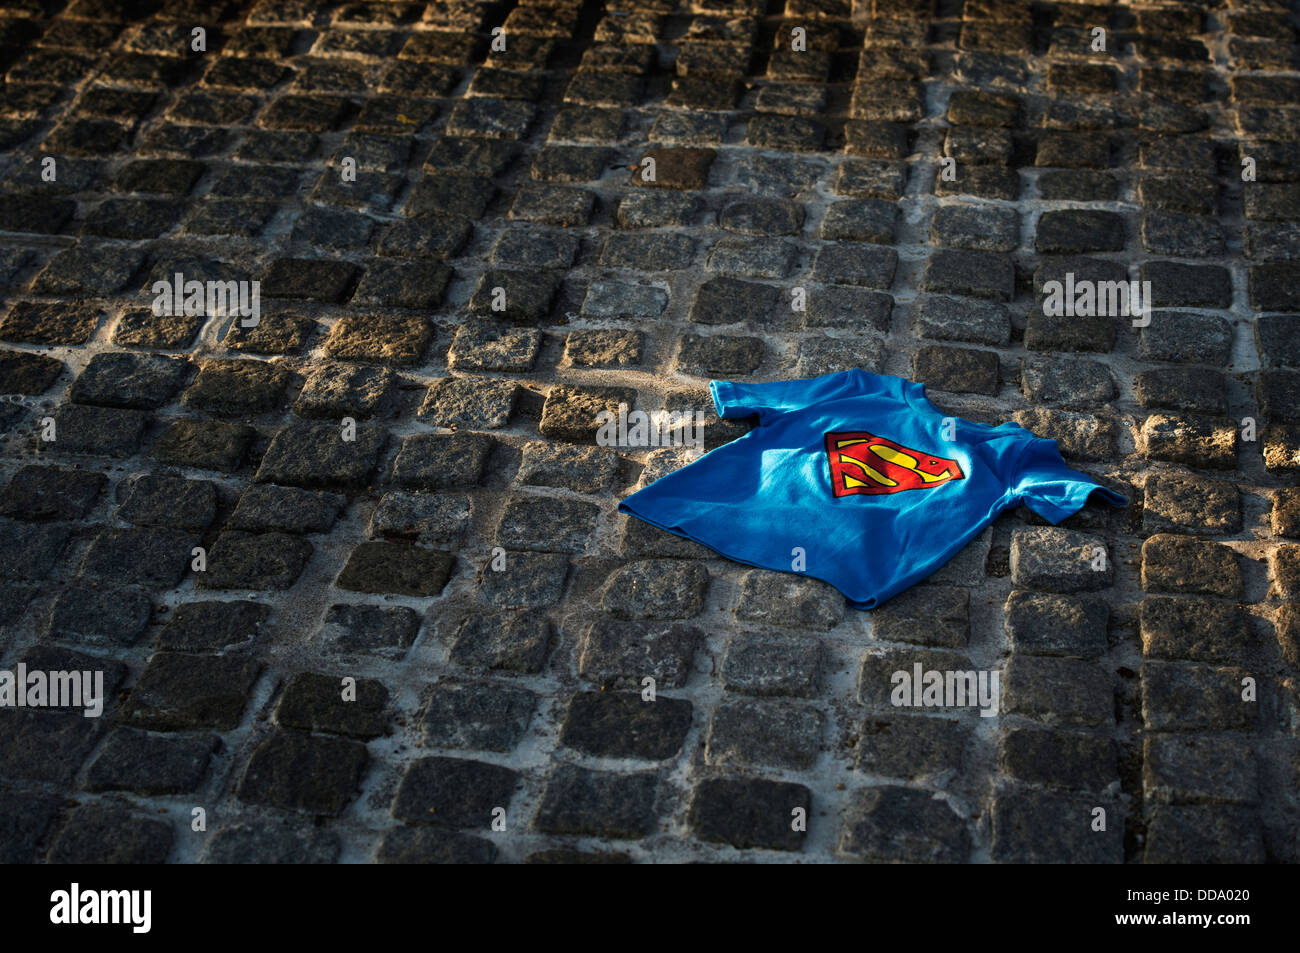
(0, 0, 1297, 864)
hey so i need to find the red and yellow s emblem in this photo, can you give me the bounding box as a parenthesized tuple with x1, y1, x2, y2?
(825, 430, 965, 498)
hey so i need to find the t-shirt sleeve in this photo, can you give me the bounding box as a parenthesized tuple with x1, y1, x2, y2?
(1012, 437, 1128, 523)
(710, 370, 897, 424)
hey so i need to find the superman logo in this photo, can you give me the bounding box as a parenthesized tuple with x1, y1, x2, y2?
(825, 430, 965, 498)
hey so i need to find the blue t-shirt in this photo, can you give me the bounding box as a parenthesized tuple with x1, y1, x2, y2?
(618, 369, 1127, 609)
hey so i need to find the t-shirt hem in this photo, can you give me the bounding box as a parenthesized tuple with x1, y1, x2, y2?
(1031, 485, 1129, 524)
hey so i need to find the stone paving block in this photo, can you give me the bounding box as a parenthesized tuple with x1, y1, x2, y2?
(797, 334, 886, 376)
(157, 600, 270, 653)
(931, 204, 1018, 251)
(391, 432, 493, 490)
(539, 384, 637, 444)
(720, 630, 823, 698)
(999, 726, 1118, 794)
(118, 473, 217, 531)
(1144, 734, 1258, 806)
(1141, 660, 1255, 732)
(475, 552, 569, 609)
(1011, 408, 1118, 462)
(80, 526, 198, 589)
(564, 327, 646, 367)
(1272, 488, 1300, 537)
(1142, 261, 1232, 309)
(534, 764, 660, 839)
(1256, 314, 1300, 369)
(1140, 413, 1238, 469)
(68, 352, 189, 410)
(375, 827, 496, 864)
(989, 789, 1123, 863)
(812, 243, 899, 288)
(44, 586, 152, 646)
(705, 696, 823, 770)
(202, 820, 341, 864)
(29, 246, 143, 296)
(804, 286, 894, 333)
(420, 377, 519, 430)
(198, 531, 313, 591)
(913, 345, 999, 395)
(857, 647, 975, 711)
(1135, 368, 1228, 416)
(919, 248, 1015, 301)
(0, 465, 105, 522)
(114, 306, 205, 350)
(689, 778, 811, 852)
(262, 257, 360, 302)
(496, 495, 601, 553)
(0, 790, 62, 864)
(392, 756, 520, 830)
(183, 359, 291, 417)
(856, 715, 970, 779)
(1003, 590, 1108, 659)
(1274, 603, 1300, 668)
(335, 542, 454, 597)
(40, 404, 149, 458)
(450, 610, 553, 674)
(151, 419, 253, 472)
(839, 787, 970, 863)
(1141, 595, 1251, 664)
(601, 558, 709, 620)
(1263, 424, 1300, 473)
(470, 268, 565, 323)
(1270, 545, 1300, 602)
(1141, 534, 1242, 598)
(323, 313, 433, 366)
(47, 804, 174, 864)
(369, 492, 470, 547)
(1143, 472, 1241, 536)
(871, 584, 970, 647)
(911, 295, 1009, 345)
(1010, 527, 1113, 593)
(1258, 370, 1300, 426)
(561, 691, 692, 761)
(1003, 655, 1113, 727)
(0, 349, 63, 395)
(517, 441, 617, 493)
(421, 679, 535, 751)
(0, 520, 71, 582)
(321, 603, 420, 658)
(734, 571, 844, 630)
(1035, 209, 1126, 253)
(84, 728, 218, 795)
(238, 729, 368, 816)
(1020, 356, 1116, 407)
(448, 319, 541, 372)
(126, 652, 262, 731)
(578, 619, 701, 689)
(295, 363, 396, 420)
(0, 583, 35, 628)
(256, 422, 386, 489)
(1143, 805, 1266, 863)
(229, 485, 346, 535)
